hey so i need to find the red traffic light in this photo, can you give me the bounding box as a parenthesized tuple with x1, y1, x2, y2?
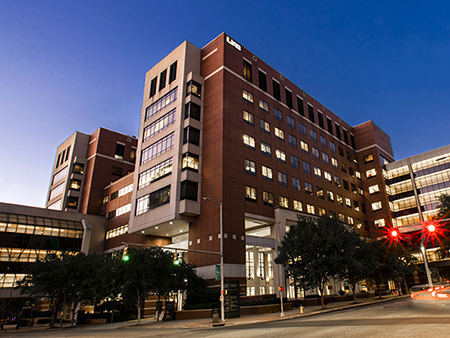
(390, 230, 398, 238)
(427, 224, 436, 232)
(279, 286, 284, 292)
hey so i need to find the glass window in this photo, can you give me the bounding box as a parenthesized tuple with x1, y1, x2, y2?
(285, 89, 293, 108)
(372, 201, 382, 211)
(337, 194, 343, 205)
(243, 89, 254, 103)
(349, 167, 354, 177)
(274, 108, 283, 121)
(327, 191, 334, 201)
(331, 158, 338, 168)
(263, 191, 274, 206)
(335, 123, 341, 140)
(319, 207, 326, 216)
(261, 141, 271, 156)
(274, 127, 284, 140)
(159, 69, 167, 91)
(185, 102, 201, 121)
(359, 186, 364, 196)
(301, 141, 309, 153)
(308, 105, 315, 123)
(343, 180, 349, 190)
(136, 187, 170, 215)
(334, 175, 341, 187)
(314, 166, 321, 178)
(369, 185, 379, 194)
(290, 155, 299, 169)
(310, 129, 317, 141)
(243, 110, 254, 125)
(169, 61, 177, 83)
(292, 177, 301, 191)
(307, 204, 315, 214)
(180, 181, 198, 201)
(366, 168, 377, 178)
(70, 179, 81, 191)
(329, 141, 336, 152)
(287, 115, 295, 128)
(141, 133, 175, 165)
(364, 154, 374, 163)
(288, 134, 297, 147)
(52, 166, 68, 185)
(278, 172, 288, 186)
(345, 197, 351, 207)
(356, 170, 361, 179)
(338, 213, 345, 222)
(341, 162, 346, 173)
(243, 60, 252, 81)
(259, 70, 267, 92)
(276, 149, 286, 162)
(312, 147, 319, 159)
(244, 134, 255, 149)
(320, 135, 327, 147)
(297, 97, 304, 116)
(139, 158, 173, 188)
(260, 119, 270, 133)
(262, 165, 273, 180)
(322, 152, 329, 164)
(149, 76, 157, 98)
(351, 183, 357, 194)
(112, 166, 123, 176)
(272, 79, 280, 100)
(67, 196, 78, 209)
(293, 200, 302, 211)
(73, 163, 84, 175)
(318, 112, 325, 129)
(186, 80, 201, 98)
(183, 126, 200, 146)
(303, 161, 311, 174)
(374, 219, 385, 228)
(305, 182, 313, 195)
(317, 186, 324, 199)
(279, 196, 289, 208)
(299, 123, 307, 135)
(324, 171, 332, 182)
(259, 99, 269, 112)
(354, 201, 360, 211)
(244, 159, 256, 175)
(144, 109, 176, 141)
(245, 186, 257, 201)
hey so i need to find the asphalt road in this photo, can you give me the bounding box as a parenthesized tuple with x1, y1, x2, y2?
(4, 298, 450, 338)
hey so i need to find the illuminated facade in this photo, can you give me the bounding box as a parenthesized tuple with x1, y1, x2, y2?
(129, 33, 394, 297)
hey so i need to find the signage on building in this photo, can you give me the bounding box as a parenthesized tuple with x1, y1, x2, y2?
(296, 213, 318, 223)
(226, 36, 241, 51)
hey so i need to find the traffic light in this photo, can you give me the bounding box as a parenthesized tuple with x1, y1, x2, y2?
(122, 246, 129, 261)
(427, 224, 436, 233)
(279, 286, 284, 292)
(390, 229, 398, 239)
(173, 252, 181, 266)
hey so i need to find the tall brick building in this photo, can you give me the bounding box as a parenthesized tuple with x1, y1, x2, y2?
(129, 33, 394, 297)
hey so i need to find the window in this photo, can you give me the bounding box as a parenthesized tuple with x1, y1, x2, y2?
(73, 163, 84, 174)
(262, 165, 273, 181)
(330, 210, 336, 218)
(263, 191, 274, 206)
(305, 182, 313, 195)
(292, 177, 301, 191)
(149, 76, 157, 98)
(354, 201, 360, 211)
(327, 191, 334, 202)
(106, 224, 128, 239)
(345, 198, 351, 208)
(297, 97, 304, 116)
(49, 184, 64, 200)
(349, 166, 354, 177)
(317, 186, 324, 199)
(319, 207, 326, 216)
(351, 183, 357, 194)
(139, 158, 173, 188)
(312, 147, 319, 159)
(346, 151, 352, 161)
(116, 203, 132, 217)
(290, 155, 299, 169)
(369, 185, 379, 194)
(358, 186, 364, 196)
(141, 133, 174, 165)
(111, 191, 119, 200)
(303, 161, 311, 174)
(366, 168, 377, 178)
(241, 110, 255, 126)
(341, 162, 347, 173)
(288, 134, 297, 147)
(354, 155, 359, 165)
(247, 252, 254, 280)
(108, 210, 116, 220)
(329, 141, 336, 152)
(339, 147, 344, 156)
(318, 112, 324, 129)
(343, 129, 349, 145)
(293, 200, 302, 211)
(276, 149, 286, 162)
(334, 175, 341, 187)
(243, 134, 255, 149)
(183, 126, 200, 146)
(327, 117, 333, 135)
(337, 194, 343, 205)
(314, 166, 321, 178)
(335, 123, 341, 140)
(102, 196, 109, 205)
(343, 180, 349, 190)
(287, 115, 295, 128)
(274, 127, 284, 140)
(301, 141, 309, 153)
(331, 158, 338, 168)
(243, 89, 254, 103)
(310, 129, 317, 141)
(322, 152, 329, 164)
(245, 186, 257, 202)
(244, 159, 256, 175)
(159, 69, 167, 91)
(356, 219, 362, 229)
(274, 108, 283, 121)
(67, 196, 78, 209)
(351, 134, 356, 149)
(299, 122, 307, 135)
(259, 70, 267, 91)
(362, 204, 367, 213)
(169, 61, 177, 83)
(320, 135, 327, 147)
(260, 119, 270, 133)
(261, 141, 271, 156)
(374, 219, 385, 228)
(306, 204, 315, 214)
(356, 170, 361, 179)
(324, 171, 332, 182)
(278, 172, 287, 186)
(130, 147, 136, 164)
(347, 216, 354, 226)
(186, 80, 201, 98)
(180, 181, 198, 201)
(144, 109, 176, 141)
(338, 213, 345, 222)
(136, 185, 170, 215)
(70, 179, 81, 191)
(372, 201, 382, 211)
(279, 196, 289, 208)
(285, 89, 293, 108)
(259, 99, 269, 112)
(364, 154, 374, 163)
(53, 166, 68, 185)
(308, 105, 315, 123)
(181, 153, 198, 172)
(272, 79, 280, 100)
(112, 166, 123, 176)
(146, 87, 178, 120)
(243, 60, 252, 82)
(185, 102, 201, 120)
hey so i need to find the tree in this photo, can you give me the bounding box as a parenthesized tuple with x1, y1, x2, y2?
(275, 216, 363, 309)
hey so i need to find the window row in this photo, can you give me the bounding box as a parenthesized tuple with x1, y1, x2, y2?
(136, 185, 171, 216)
(138, 158, 173, 190)
(143, 109, 176, 142)
(141, 133, 174, 165)
(108, 203, 132, 220)
(106, 224, 128, 240)
(55, 145, 71, 169)
(0, 222, 83, 238)
(149, 61, 177, 98)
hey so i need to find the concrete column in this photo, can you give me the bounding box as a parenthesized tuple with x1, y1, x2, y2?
(80, 219, 92, 254)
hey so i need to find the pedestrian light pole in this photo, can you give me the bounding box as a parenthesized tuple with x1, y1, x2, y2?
(202, 197, 224, 323)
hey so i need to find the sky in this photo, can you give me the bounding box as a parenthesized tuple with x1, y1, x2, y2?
(1, 1, 450, 208)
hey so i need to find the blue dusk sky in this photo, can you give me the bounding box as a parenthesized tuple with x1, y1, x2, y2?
(1, 1, 450, 207)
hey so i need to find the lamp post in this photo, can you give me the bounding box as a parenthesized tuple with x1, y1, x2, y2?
(202, 197, 224, 323)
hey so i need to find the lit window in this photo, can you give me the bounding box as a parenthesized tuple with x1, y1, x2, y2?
(146, 87, 178, 120)
(278, 172, 288, 186)
(181, 153, 198, 172)
(337, 194, 343, 205)
(368, 185, 379, 194)
(292, 177, 301, 191)
(301, 141, 309, 153)
(364, 154, 374, 163)
(243, 110, 254, 125)
(244, 134, 255, 149)
(306, 204, 315, 214)
(244, 159, 256, 175)
(319, 207, 326, 216)
(358, 187, 364, 196)
(356, 219, 362, 229)
(331, 158, 338, 168)
(338, 213, 345, 222)
(139, 158, 173, 188)
(114, 143, 125, 160)
(351, 183, 357, 194)
(327, 191, 334, 201)
(279, 196, 289, 208)
(141, 133, 175, 165)
(293, 200, 302, 211)
(374, 219, 385, 228)
(261, 142, 271, 156)
(274, 127, 284, 140)
(260, 119, 270, 133)
(317, 186, 324, 199)
(334, 175, 341, 187)
(372, 201, 382, 211)
(348, 216, 354, 225)
(345, 198, 351, 207)
(314, 167, 321, 178)
(262, 165, 273, 180)
(276, 149, 286, 162)
(366, 169, 377, 178)
(324, 171, 332, 182)
(70, 179, 81, 191)
(186, 80, 202, 98)
(355, 171, 361, 179)
(263, 191, 274, 206)
(305, 182, 313, 195)
(354, 200, 360, 211)
(245, 186, 257, 201)
(73, 163, 84, 175)
(144, 109, 176, 141)
(243, 60, 252, 81)
(259, 99, 269, 112)
(243, 89, 254, 103)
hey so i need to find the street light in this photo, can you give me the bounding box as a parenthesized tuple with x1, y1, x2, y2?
(202, 197, 225, 323)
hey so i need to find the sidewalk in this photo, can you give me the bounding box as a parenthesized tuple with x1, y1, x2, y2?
(1, 295, 408, 333)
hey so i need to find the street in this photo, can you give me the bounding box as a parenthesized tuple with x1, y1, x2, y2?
(3, 298, 450, 338)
